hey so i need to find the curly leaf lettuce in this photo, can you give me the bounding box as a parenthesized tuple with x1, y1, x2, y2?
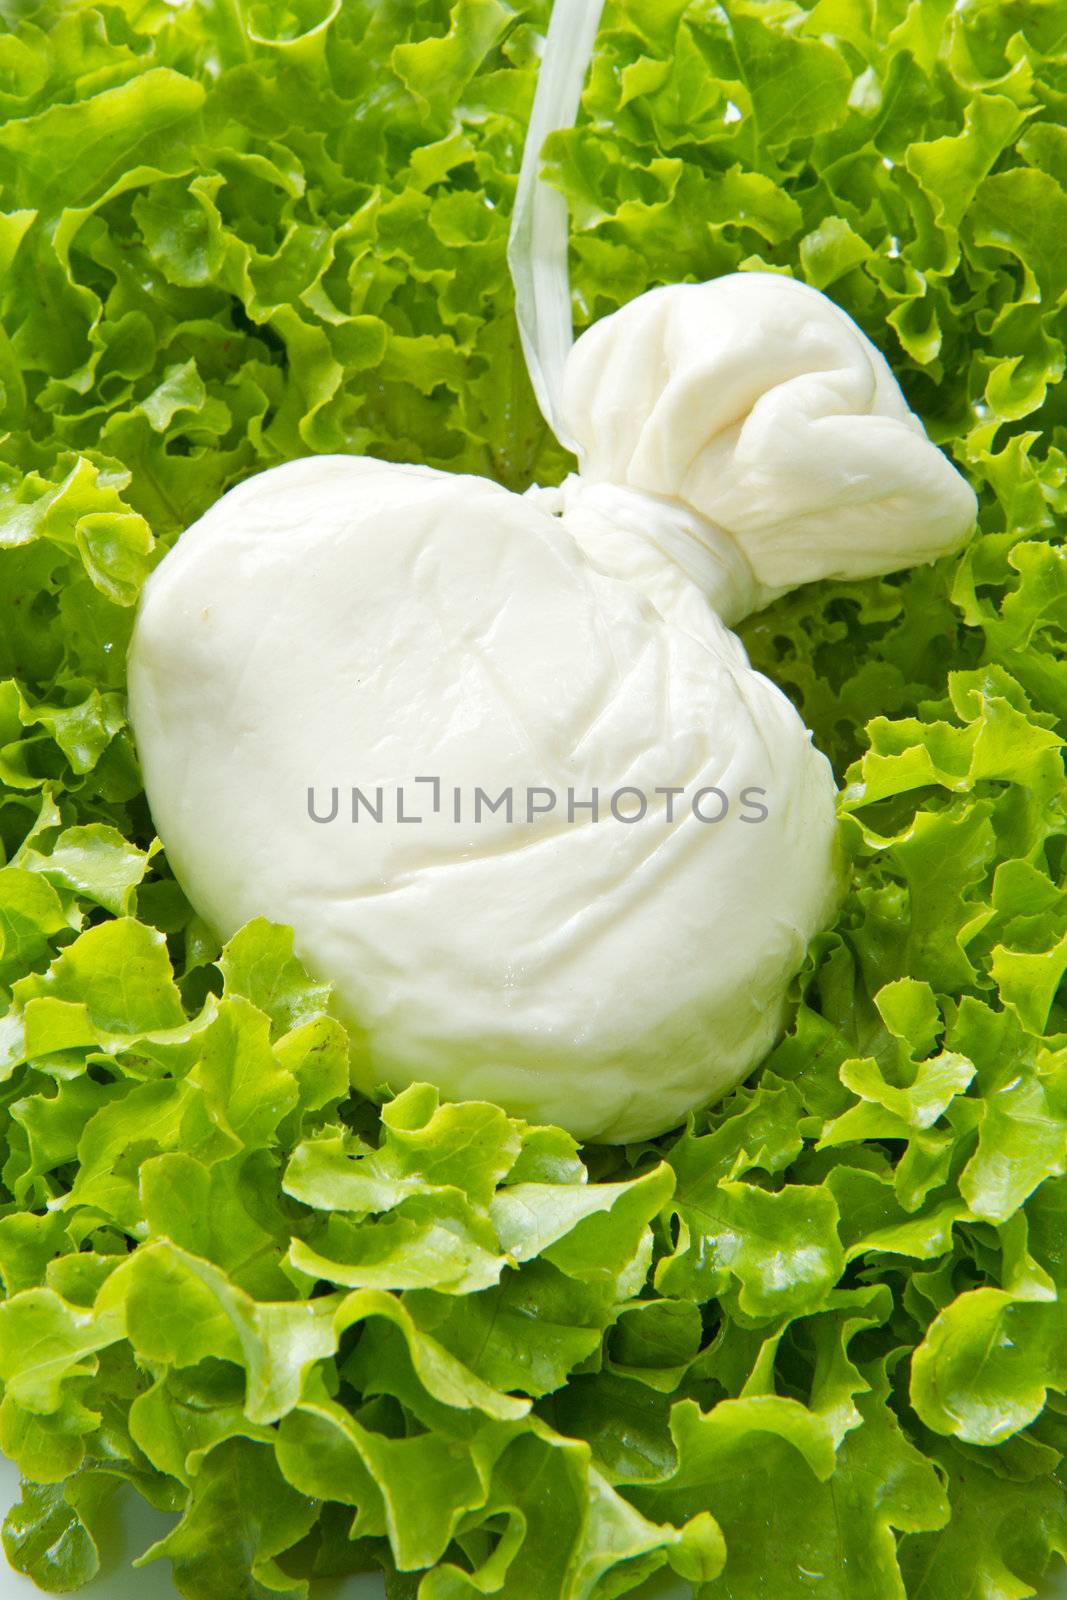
(0, 0, 1065, 1598)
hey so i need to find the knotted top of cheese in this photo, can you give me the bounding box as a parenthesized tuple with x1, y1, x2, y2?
(558, 272, 978, 624)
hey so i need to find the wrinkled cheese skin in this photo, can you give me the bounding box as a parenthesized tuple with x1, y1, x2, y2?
(128, 273, 976, 1143)
(129, 455, 840, 1142)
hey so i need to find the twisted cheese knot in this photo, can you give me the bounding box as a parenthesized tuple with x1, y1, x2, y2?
(525, 475, 760, 625)
(556, 273, 977, 622)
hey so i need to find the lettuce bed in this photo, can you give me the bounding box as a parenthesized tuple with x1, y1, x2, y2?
(0, 0, 1066, 1595)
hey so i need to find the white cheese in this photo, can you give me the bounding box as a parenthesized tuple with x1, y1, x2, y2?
(127, 273, 976, 1142)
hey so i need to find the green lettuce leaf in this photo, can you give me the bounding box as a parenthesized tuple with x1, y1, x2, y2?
(1, 0, 1067, 1595)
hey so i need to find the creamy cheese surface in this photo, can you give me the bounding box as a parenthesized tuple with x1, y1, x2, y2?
(127, 273, 976, 1142)
(129, 455, 840, 1141)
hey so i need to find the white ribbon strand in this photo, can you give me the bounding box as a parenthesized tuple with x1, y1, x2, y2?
(507, 0, 605, 452)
